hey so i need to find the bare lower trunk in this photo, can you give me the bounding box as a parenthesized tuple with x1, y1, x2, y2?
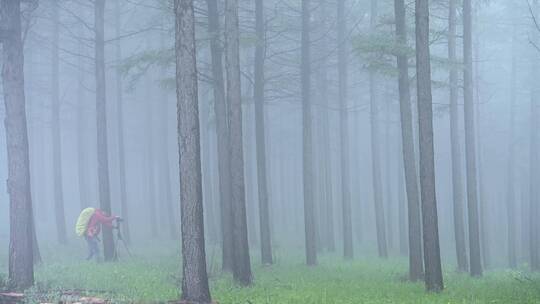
(301, 0, 317, 266)
(415, 0, 443, 292)
(448, 0, 468, 272)
(2, 0, 35, 290)
(370, 0, 388, 258)
(206, 0, 234, 272)
(337, 0, 353, 260)
(507, 22, 517, 269)
(225, 0, 253, 285)
(115, 0, 131, 244)
(77, 25, 89, 211)
(95, 0, 114, 261)
(175, 1, 212, 302)
(51, 0, 67, 245)
(394, 0, 423, 278)
(254, 0, 273, 265)
(463, 0, 482, 277)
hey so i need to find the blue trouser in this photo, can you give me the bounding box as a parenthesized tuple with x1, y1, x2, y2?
(85, 235, 99, 260)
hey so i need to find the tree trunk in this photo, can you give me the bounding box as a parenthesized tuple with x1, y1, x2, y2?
(397, 147, 407, 257)
(463, 0, 482, 277)
(370, 0, 388, 258)
(415, 0, 444, 292)
(385, 95, 394, 252)
(254, 0, 273, 265)
(225, 0, 253, 285)
(146, 81, 158, 238)
(448, 0, 468, 272)
(114, 0, 131, 244)
(507, 22, 517, 269)
(77, 24, 89, 211)
(474, 30, 490, 270)
(206, 0, 234, 272)
(2, 0, 34, 290)
(318, 4, 335, 253)
(337, 0, 353, 260)
(175, 0, 212, 302)
(530, 0, 540, 272)
(394, 0, 423, 279)
(95, 0, 114, 261)
(301, 0, 317, 266)
(51, 0, 67, 245)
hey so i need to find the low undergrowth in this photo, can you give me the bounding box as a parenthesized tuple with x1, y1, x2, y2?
(0, 244, 539, 303)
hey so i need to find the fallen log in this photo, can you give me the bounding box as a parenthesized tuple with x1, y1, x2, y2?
(0, 292, 24, 303)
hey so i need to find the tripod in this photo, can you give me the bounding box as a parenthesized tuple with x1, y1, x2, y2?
(113, 219, 132, 260)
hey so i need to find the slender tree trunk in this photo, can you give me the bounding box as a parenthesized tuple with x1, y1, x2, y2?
(318, 6, 335, 253)
(530, 0, 540, 272)
(463, 0, 482, 277)
(397, 147, 407, 257)
(114, 0, 131, 244)
(2, 0, 34, 290)
(254, 0, 273, 265)
(507, 22, 517, 269)
(415, 0, 444, 292)
(394, 0, 423, 279)
(77, 24, 89, 211)
(146, 82, 158, 238)
(162, 90, 177, 241)
(474, 30, 490, 270)
(158, 28, 178, 241)
(385, 95, 394, 252)
(175, 1, 212, 302)
(51, 0, 67, 245)
(337, 0, 353, 260)
(31, 213, 41, 264)
(448, 0, 468, 272)
(225, 0, 253, 285)
(370, 0, 388, 258)
(206, 0, 234, 272)
(301, 0, 317, 266)
(95, 0, 114, 261)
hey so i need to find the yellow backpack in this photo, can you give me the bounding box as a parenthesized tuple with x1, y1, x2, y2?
(75, 207, 96, 237)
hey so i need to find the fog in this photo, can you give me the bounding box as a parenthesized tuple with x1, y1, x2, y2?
(0, 0, 538, 301)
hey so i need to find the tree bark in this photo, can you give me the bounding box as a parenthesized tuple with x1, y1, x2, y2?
(337, 0, 353, 260)
(77, 24, 89, 211)
(225, 0, 253, 285)
(530, 0, 540, 272)
(95, 0, 114, 261)
(316, 1, 335, 251)
(463, 0, 482, 277)
(385, 94, 394, 252)
(206, 0, 234, 272)
(2, 0, 34, 290)
(145, 80, 158, 238)
(394, 0, 423, 276)
(506, 22, 517, 269)
(448, 0, 468, 272)
(175, 0, 212, 302)
(301, 0, 317, 266)
(397, 147, 407, 257)
(114, 0, 131, 244)
(51, 0, 67, 245)
(415, 0, 444, 292)
(370, 0, 388, 258)
(254, 0, 273, 265)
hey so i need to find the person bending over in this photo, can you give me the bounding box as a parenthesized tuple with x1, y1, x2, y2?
(76, 207, 119, 261)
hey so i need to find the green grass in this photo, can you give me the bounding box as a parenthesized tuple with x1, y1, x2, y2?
(2, 244, 540, 303)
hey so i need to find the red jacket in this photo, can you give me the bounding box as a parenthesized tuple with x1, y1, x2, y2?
(86, 209, 116, 237)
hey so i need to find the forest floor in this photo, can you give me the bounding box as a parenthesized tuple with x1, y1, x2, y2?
(0, 243, 539, 303)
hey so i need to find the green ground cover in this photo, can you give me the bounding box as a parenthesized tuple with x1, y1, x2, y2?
(1, 245, 539, 303)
